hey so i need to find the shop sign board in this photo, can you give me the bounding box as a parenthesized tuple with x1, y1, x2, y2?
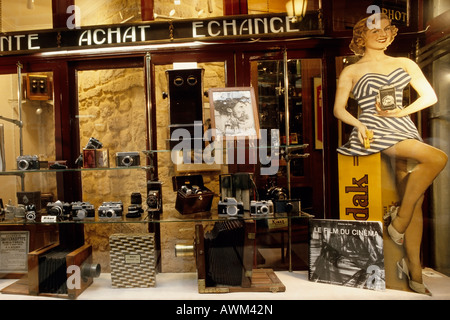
(0, 13, 322, 56)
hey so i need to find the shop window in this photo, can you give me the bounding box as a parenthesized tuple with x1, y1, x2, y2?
(75, 0, 143, 26)
(76, 0, 224, 25)
(1, 0, 53, 32)
(247, 0, 320, 15)
(0, 71, 57, 206)
(152, 0, 223, 20)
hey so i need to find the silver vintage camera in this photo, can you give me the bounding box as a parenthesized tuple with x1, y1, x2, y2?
(17, 155, 40, 170)
(98, 201, 123, 218)
(250, 200, 274, 215)
(71, 201, 95, 220)
(115, 152, 140, 167)
(218, 197, 244, 216)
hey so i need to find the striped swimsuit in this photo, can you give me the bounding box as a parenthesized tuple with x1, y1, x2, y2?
(337, 68, 422, 156)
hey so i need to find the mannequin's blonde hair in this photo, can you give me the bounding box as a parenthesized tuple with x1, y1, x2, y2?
(349, 13, 398, 55)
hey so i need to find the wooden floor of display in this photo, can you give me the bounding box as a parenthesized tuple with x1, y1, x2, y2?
(1, 268, 449, 300)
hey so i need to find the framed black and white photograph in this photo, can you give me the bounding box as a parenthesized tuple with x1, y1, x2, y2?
(209, 87, 260, 139)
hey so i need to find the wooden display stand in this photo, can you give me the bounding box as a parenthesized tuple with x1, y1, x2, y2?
(338, 153, 410, 292)
(194, 222, 285, 293)
(1, 243, 96, 299)
(27, 243, 95, 299)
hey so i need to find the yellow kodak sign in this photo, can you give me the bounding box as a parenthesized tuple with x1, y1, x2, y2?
(338, 153, 398, 222)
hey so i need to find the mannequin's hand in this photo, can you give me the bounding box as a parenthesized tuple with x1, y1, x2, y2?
(357, 125, 373, 148)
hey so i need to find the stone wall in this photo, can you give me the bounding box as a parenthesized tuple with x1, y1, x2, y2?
(78, 61, 228, 273)
(155, 62, 227, 272)
(78, 67, 148, 272)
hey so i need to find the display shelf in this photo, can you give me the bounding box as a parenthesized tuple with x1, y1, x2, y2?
(0, 210, 313, 225)
(0, 165, 150, 175)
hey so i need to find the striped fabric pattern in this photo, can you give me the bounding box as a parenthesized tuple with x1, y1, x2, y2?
(338, 68, 422, 156)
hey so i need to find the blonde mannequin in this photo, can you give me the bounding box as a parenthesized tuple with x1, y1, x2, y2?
(334, 13, 447, 294)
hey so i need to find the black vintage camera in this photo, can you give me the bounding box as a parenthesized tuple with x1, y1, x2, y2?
(25, 204, 37, 221)
(378, 85, 397, 111)
(250, 200, 274, 215)
(98, 201, 123, 218)
(116, 152, 140, 167)
(218, 198, 244, 216)
(71, 201, 95, 220)
(126, 193, 144, 218)
(266, 186, 288, 201)
(85, 137, 103, 149)
(274, 199, 301, 215)
(147, 190, 161, 210)
(17, 155, 40, 170)
(46, 201, 72, 220)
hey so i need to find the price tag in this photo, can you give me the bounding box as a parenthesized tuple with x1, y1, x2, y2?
(41, 215, 57, 223)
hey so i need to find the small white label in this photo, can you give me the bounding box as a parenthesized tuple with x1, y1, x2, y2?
(125, 254, 141, 264)
(41, 215, 57, 223)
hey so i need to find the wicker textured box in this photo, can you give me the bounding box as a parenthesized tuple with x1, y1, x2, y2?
(109, 233, 156, 288)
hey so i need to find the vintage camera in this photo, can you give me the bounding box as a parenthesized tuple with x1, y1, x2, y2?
(274, 199, 301, 215)
(85, 137, 103, 150)
(25, 204, 37, 221)
(71, 201, 95, 220)
(219, 173, 254, 211)
(75, 137, 103, 167)
(250, 200, 274, 215)
(180, 184, 203, 195)
(218, 198, 244, 216)
(266, 186, 288, 201)
(378, 85, 397, 111)
(147, 190, 161, 210)
(46, 201, 72, 220)
(98, 201, 123, 218)
(126, 193, 144, 218)
(17, 155, 40, 170)
(147, 181, 163, 216)
(116, 152, 140, 167)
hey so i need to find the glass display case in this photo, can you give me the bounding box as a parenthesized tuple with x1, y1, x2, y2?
(0, 57, 312, 299)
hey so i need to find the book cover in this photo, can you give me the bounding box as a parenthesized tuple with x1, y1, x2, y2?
(308, 219, 385, 291)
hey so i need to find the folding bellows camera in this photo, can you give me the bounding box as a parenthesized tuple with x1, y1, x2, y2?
(175, 220, 286, 293)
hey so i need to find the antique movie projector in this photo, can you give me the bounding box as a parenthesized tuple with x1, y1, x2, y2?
(175, 220, 285, 293)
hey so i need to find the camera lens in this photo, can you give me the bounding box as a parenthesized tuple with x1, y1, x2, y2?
(121, 156, 133, 166)
(260, 205, 269, 214)
(48, 206, 63, 216)
(75, 209, 86, 220)
(18, 160, 29, 170)
(26, 211, 36, 220)
(147, 191, 159, 208)
(106, 209, 115, 218)
(81, 263, 101, 279)
(226, 205, 238, 216)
